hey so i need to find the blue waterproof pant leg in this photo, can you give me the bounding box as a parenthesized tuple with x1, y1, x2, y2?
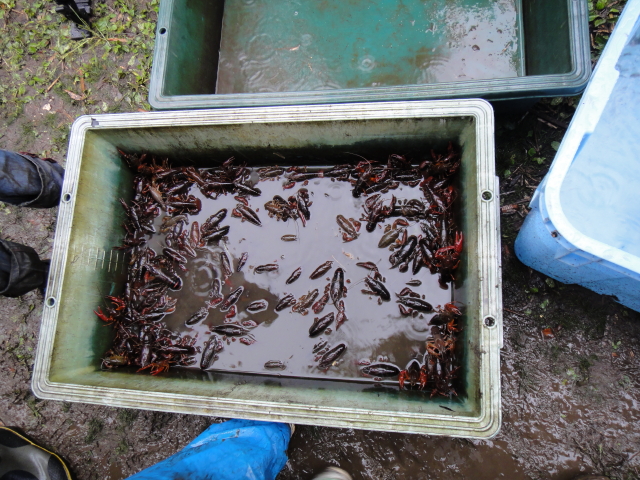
(126, 419, 291, 480)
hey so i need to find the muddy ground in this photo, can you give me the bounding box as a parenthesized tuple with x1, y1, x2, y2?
(1, 1, 638, 479)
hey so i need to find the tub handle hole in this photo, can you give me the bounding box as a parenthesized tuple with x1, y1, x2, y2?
(46, 297, 56, 307)
(484, 316, 496, 328)
(62, 193, 72, 202)
(481, 190, 493, 201)
(159, 27, 167, 35)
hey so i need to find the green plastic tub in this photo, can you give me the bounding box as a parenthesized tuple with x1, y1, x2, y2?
(148, 0, 590, 110)
(33, 100, 502, 437)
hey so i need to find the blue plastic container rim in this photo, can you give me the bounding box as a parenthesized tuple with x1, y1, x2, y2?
(538, 0, 640, 277)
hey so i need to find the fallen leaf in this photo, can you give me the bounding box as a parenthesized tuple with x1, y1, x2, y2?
(107, 38, 129, 43)
(42, 103, 51, 111)
(65, 89, 86, 101)
(541, 327, 555, 340)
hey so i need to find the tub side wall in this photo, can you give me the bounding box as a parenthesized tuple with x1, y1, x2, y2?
(34, 102, 501, 436)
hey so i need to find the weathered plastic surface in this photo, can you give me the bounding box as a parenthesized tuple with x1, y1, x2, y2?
(215, 0, 525, 93)
(33, 100, 502, 438)
(148, 0, 590, 109)
(515, 0, 640, 312)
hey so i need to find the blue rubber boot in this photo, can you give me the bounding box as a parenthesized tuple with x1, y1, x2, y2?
(126, 419, 291, 480)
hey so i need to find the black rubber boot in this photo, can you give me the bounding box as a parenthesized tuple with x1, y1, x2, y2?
(0, 150, 64, 208)
(0, 239, 50, 297)
(0, 426, 72, 480)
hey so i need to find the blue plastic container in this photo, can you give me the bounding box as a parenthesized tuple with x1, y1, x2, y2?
(515, 0, 640, 312)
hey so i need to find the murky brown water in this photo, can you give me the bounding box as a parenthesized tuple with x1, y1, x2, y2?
(150, 173, 457, 389)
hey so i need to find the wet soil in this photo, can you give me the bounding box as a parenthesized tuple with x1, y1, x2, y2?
(1, 1, 639, 479)
(2, 111, 638, 480)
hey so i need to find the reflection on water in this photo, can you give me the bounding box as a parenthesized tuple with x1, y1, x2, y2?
(216, 0, 522, 93)
(153, 174, 457, 385)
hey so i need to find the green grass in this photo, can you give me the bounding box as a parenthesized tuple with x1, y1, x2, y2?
(20, 121, 37, 143)
(116, 408, 138, 431)
(85, 418, 104, 444)
(6, 334, 34, 369)
(25, 394, 43, 419)
(115, 438, 129, 454)
(0, 0, 159, 144)
(588, 0, 627, 61)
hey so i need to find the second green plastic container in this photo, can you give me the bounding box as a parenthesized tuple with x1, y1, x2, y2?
(148, 0, 590, 110)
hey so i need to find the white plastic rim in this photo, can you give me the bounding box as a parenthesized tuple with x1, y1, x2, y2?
(33, 99, 502, 438)
(544, 0, 640, 276)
